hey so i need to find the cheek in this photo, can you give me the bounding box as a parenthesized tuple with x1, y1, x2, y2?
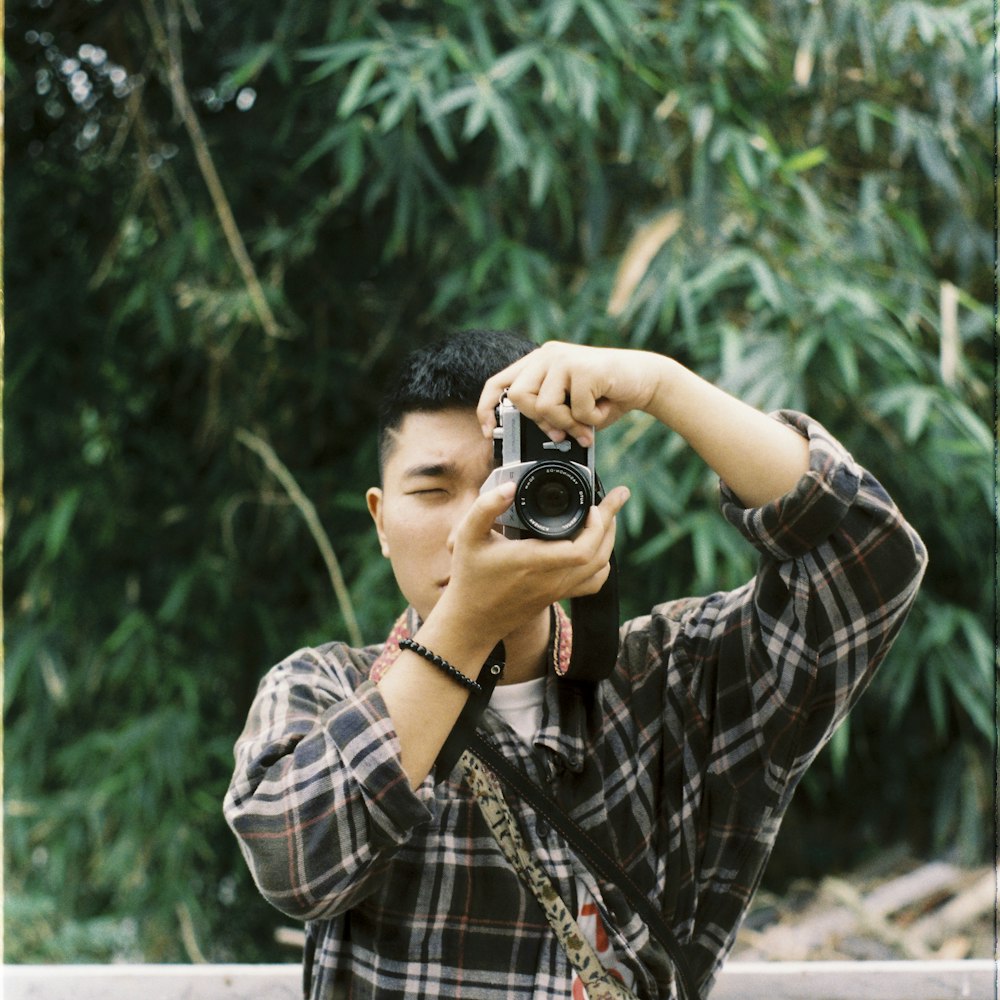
(382, 505, 448, 560)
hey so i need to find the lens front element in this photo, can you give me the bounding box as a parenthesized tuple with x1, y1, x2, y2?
(515, 461, 591, 539)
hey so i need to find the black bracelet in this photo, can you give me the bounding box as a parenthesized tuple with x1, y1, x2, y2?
(399, 638, 483, 694)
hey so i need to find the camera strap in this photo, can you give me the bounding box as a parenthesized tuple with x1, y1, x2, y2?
(465, 730, 701, 1000)
(434, 641, 507, 777)
(438, 710, 702, 999)
(563, 473, 620, 683)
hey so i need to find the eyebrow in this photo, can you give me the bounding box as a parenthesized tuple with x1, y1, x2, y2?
(401, 462, 456, 480)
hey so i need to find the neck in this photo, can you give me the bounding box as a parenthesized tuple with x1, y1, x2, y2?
(497, 608, 551, 686)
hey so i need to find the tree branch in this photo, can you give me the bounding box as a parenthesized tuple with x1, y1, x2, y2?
(236, 429, 364, 648)
(140, 0, 286, 339)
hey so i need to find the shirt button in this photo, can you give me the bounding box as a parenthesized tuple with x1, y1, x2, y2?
(536, 818, 549, 839)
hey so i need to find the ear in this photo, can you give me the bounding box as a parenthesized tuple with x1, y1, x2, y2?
(366, 487, 391, 557)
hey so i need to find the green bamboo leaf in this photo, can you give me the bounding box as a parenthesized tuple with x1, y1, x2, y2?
(854, 102, 876, 153)
(716, 0, 769, 71)
(435, 82, 479, 116)
(378, 80, 413, 133)
(102, 610, 150, 656)
(924, 660, 948, 740)
(903, 387, 933, 442)
(300, 41, 378, 85)
(158, 569, 198, 624)
(415, 84, 457, 160)
(579, 0, 622, 51)
(529, 153, 553, 207)
(45, 488, 82, 561)
(748, 257, 781, 309)
(487, 93, 530, 167)
(224, 42, 275, 90)
(547, 0, 578, 37)
(337, 54, 380, 118)
(947, 662, 993, 738)
(488, 45, 538, 86)
(462, 85, 492, 140)
(827, 720, 850, 780)
(914, 130, 961, 196)
(782, 147, 828, 175)
(829, 336, 861, 394)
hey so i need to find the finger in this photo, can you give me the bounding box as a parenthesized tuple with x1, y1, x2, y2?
(477, 356, 536, 435)
(598, 485, 631, 519)
(532, 372, 599, 445)
(534, 367, 571, 418)
(568, 559, 612, 598)
(561, 490, 624, 566)
(567, 381, 603, 443)
(507, 376, 581, 445)
(460, 481, 516, 541)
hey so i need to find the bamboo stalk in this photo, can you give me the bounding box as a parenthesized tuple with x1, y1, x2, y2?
(939, 280, 960, 388)
(236, 429, 363, 648)
(140, 0, 285, 340)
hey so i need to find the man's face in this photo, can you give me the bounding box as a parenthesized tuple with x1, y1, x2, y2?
(366, 408, 495, 621)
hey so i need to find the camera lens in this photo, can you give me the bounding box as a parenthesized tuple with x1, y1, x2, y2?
(515, 461, 592, 539)
(535, 481, 570, 517)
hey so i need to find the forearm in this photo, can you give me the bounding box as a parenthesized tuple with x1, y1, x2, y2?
(377, 610, 498, 789)
(478, 344, 810, 508)
(644, 356, 810, 509)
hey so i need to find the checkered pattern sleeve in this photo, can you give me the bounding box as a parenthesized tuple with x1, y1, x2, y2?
(223, 647, 434, 921)
(639, 410, 928, 988)
(714, 410, 928, 779)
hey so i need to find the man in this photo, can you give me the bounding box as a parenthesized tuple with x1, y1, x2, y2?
(225, 330, 926, 999)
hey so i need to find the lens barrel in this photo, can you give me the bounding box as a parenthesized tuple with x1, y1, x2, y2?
(514, 461, 592, 539)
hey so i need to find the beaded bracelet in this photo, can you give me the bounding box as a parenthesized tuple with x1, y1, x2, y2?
(399, 638, 483, 694)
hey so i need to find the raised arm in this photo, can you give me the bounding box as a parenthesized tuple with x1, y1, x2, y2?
(477, 343, 810, 508)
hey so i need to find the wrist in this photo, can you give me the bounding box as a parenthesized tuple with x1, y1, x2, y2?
(641, 354, 685, 426)
(416, 595, 502, 683)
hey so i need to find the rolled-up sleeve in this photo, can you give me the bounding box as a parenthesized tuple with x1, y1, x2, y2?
(223, 646, 433, 920)
(714, 409, 928, 787)
(641, 411, 927, 990)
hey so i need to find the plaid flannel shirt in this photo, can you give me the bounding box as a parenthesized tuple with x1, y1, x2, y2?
(224, 412, 926, 999)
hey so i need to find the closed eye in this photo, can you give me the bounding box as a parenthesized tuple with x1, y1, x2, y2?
(406, 487, 447, 496)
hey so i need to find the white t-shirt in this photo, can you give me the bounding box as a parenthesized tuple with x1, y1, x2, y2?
(489, 679, 637, 995)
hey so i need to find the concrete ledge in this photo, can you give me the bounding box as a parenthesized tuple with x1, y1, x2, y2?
(3, 959, 996, 999)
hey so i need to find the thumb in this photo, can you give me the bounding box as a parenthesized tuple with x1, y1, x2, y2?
(605, 484, 631, 512)
(461, 480, 516, 541)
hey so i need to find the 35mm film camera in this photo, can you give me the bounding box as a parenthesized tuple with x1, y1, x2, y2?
(481, 395, 595, 540)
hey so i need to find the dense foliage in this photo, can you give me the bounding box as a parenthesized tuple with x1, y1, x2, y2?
(5, 0, 993, 963)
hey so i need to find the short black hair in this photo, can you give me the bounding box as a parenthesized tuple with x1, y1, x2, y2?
(377, 329, 536, 472)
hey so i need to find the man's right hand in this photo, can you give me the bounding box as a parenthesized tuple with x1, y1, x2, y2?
(431, 479, 630, 650)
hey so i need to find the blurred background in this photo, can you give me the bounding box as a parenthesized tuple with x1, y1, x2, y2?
(4, 0, 994, 966)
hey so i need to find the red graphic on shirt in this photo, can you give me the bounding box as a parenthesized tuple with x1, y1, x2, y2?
(579, 902, 609, 951)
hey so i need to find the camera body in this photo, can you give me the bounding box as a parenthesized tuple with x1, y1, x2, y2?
(481, 396, 595, 540)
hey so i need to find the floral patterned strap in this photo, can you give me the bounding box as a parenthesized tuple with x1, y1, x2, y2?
(459, 750, 638, 1000)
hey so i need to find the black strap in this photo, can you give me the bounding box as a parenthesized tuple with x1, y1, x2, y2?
(565, 549, 620, 682)
(469, 731, 701, 1000)
(434, 642, 506, 777)
(563, 474, 621, 683)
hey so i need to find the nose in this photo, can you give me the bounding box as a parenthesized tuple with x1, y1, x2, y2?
(446, 517, 459, 554)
